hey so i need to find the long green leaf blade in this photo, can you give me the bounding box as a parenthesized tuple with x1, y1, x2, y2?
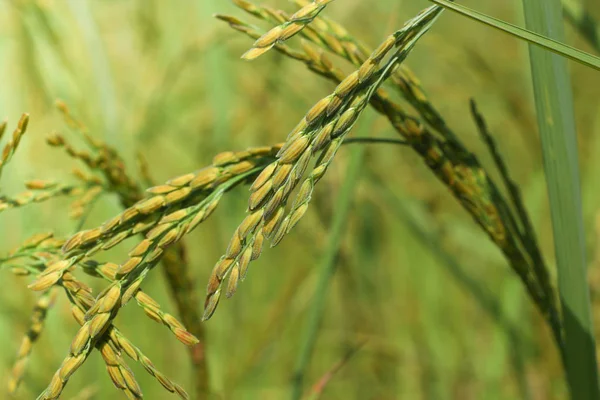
(430, 0, 600, 71)
(521, 1, 600, 399)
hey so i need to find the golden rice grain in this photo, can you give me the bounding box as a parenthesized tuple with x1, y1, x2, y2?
(118, 257, 143, 275)
(238, 209, 264, 238)
(70, 327, 90, 355)
(166, 173, 195, 187)
(226, 263, 240, 298)
(263, 207, 285, 238)
(250, 162, 277, 191)
(28, 271, 63, 291)
(128, 239, 152, 257)
(278, 135, 310, 164)
(135, 196, 165, 214)
(225, 229, 243, 258)
(89, 313, 111, 338)
(248, 179, 272, 210)
(190, 167, 220, 188)
(271, 164, 293, 189)
(305, 96, 332, 124)
(146, 184, 176, 195)
(58, 354, 85, 381)
(157, 228, 179, 248)
(165, 187, 191, 205)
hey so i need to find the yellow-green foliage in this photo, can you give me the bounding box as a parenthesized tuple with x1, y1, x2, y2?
(1, 1, 600, 399)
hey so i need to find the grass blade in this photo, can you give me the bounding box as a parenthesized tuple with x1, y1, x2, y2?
(521, 1, 600, 398)
(290, 115, 372, 400)
(430, 0, 600, 71)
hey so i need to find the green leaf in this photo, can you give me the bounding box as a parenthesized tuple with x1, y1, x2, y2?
(521, 0, 600, 399)
(430, 0, 600, 71)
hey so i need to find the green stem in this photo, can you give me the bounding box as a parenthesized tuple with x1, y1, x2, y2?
(522, 1, 599, 398)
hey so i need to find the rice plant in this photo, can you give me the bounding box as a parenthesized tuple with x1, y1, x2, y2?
(1, 1, 599, 399)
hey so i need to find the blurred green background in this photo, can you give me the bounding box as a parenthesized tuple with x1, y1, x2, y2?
(1, 0, 600, 399)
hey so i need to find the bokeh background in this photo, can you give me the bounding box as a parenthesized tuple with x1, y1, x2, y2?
(1, 0, 600, 399)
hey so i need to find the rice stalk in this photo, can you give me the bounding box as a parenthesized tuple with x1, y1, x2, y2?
(240, 0, 460, 144)
(0, 183, 102, 216)
(469, 99, 554, 337)
(239, 0, 335, 60)
(7, 289, 57, 395)
(156, 243, 209, 396)
(0, 112, 190, 397)
(203, 5, 444, 321)
(0, 120, 7, 141)
(2, 234, 187, 399)
(218, 2, 563, 352)
(3, 0, 594, 396)
(55, 104, 211, 395)
(0, 114, 29, 179)
(61, 272, 187, 400)
(33, 145, 282, 398)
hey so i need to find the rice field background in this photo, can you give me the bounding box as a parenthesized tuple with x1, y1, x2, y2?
(1, 0, 600, 399)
